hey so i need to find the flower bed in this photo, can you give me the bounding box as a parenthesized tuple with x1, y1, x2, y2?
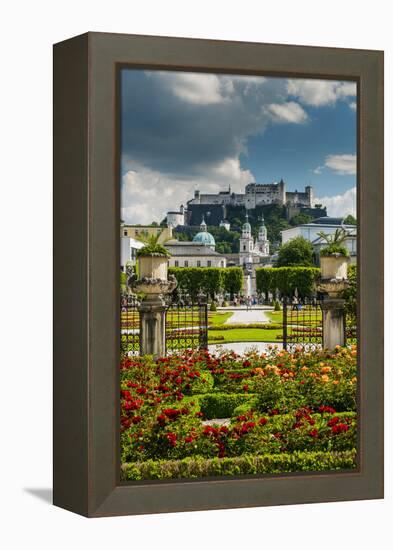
(120, 346, 357, 480)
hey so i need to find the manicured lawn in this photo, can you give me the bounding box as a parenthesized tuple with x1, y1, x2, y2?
(266, 309, 322, 327)
(209, 311, 233, 325)
(208, 327, 282, 343)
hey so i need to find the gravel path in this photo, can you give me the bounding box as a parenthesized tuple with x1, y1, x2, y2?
(224, 308, 273, 325)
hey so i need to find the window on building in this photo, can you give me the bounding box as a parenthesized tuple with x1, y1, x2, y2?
(243, 245, 246, 251)
(124, 230, 128, 236)
(197, 261, 201, 267)
(174, 260, 179, 267)
(207, 260, 211, 267)
(184, 261, 189, 267)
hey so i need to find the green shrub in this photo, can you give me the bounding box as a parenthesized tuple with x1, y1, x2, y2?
(121, 450, 357, 480)
(210, 301, 217, 312)
(198, 393, 256, 419)
(233, 398, 259, 416)
(189, 371, 214, 394)
(274, 300, 281, 311)
(256, 267, 320, 298)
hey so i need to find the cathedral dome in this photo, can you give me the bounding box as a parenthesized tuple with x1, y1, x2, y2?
(193, 216, 215, 247)
(193, 231, 216, 246)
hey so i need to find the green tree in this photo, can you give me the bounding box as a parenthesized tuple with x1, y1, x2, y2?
(290, 213, 313, 226)
(276, 236, 314, 267)
(344, 214, 357, 225)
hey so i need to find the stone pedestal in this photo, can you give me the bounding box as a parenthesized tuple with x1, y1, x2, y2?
(139, 295, 166, 357)
(320, 298, 346, 350)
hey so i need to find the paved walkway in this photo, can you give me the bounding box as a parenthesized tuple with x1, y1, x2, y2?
(208, 341, 283, 355)
(223, 307, 273, 325)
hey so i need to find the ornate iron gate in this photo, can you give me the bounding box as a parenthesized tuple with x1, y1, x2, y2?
(120, 293, 140, 356)
(165, 293, 208, 353)
(282, 296, 323, 351)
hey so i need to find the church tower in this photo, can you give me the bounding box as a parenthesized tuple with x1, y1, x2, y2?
(239, 214, 254, 266)
(257, 215, 270, 256)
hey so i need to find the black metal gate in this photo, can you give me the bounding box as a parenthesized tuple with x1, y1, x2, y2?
(120, 293, 140, 356)
(165, 293, 208, 353)
(120, 292, 209, 357)
(282, 296, 323, 351)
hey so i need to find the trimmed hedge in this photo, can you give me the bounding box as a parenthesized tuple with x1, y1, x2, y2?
(256, 267, 320, 298)
(198, 393, 256, 419)
(169, 267, 243, 299)
(121, 449, 357, 480)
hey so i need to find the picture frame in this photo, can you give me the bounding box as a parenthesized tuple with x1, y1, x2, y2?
(53, 32, 383, 517)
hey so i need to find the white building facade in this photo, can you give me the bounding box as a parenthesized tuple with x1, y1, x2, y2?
(281, 217, 357, 261)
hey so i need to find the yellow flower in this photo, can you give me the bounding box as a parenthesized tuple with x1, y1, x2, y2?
(332, 380, 339, 385)
(321, 374, 330, 383)
(321, 366, 332, 374)
(301, 366, 308, 371)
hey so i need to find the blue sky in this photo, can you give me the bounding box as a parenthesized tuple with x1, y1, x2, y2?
(120, 70, 357, 224)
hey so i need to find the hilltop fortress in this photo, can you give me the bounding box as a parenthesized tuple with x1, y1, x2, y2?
(167, 180, 322, 228)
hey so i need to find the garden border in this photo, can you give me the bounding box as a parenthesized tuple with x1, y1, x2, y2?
(53, 32, 384, 517)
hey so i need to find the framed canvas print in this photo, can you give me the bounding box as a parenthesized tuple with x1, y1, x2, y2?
(53, 32, 383, 517)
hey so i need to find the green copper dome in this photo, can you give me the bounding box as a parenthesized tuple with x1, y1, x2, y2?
(193, 231, 216, 246)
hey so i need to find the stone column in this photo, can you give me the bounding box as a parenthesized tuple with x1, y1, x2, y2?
(139, 294, 166, 358)
(320, 297, 346, 349)
(317, 254, 349, 350)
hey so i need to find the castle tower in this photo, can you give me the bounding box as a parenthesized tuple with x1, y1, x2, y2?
(257, 215, 270, 256)
(239, 214, 254, 266)
(305, 185, 314, 207)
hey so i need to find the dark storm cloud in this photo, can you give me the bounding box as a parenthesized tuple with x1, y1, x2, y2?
(120, 70, 288, 178)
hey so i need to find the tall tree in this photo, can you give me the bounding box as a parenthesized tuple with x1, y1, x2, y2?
(276, 236, 314, 267)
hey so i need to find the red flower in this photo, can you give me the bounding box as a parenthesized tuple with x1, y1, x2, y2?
(163, 408, 181, 420)
(243, 384, 249, 392)
(327, 416, 340, 427)
(131, 415, 142, 424)
(123, 398, 143, 411)
(185, 436, 194, 443)
(258, 417, 268, 426)
(318, 405, 336, 414)
(166, 432, 177, 446)
(309, 429, 319, 438)
(269, 409, 279, 416)
(136, 387, 147, 395)
(240, 421, 256, 434)
(157, 414, 167, 427)
(332, 423, 349, 435)
(243, 360, 251, 367)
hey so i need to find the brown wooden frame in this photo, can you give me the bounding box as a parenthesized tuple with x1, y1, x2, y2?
(53, 32, 384, 517)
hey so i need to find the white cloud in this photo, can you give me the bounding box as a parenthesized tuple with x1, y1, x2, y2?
(266, 101, 308, 124)
(312, 166, 324, 175)
(315, 187, 356, 218)
(349, 101, 357, 111)
(121, 159, 254, 224)
(325, 154, 356, 175)
(287, 79, 356, 107)
(151, 72, 227, 105)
